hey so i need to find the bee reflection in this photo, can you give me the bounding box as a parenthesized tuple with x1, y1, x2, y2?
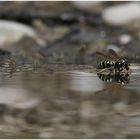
(97, 72, 130, 85)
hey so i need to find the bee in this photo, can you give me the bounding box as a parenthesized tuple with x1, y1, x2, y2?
(96, 49, 130, 73)
(97, 72, 130, 85)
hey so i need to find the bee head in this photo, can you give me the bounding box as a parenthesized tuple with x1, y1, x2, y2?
(121, 59, 130, 71)
(115, 59, 130, 72)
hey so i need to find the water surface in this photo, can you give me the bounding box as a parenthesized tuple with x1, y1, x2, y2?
(0, 65, 140, 138)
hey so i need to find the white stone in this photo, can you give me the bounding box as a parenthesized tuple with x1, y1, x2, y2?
(0, 20, 45, 46)
(119, 34, 132, 45)
(102, 2, 140, 25)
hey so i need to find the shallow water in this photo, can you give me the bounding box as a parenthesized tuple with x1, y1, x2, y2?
(0, 65, 140, 138)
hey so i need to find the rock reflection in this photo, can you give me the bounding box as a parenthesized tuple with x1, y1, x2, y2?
(67, 71, 104, 92)
(0, 87, 40, 109)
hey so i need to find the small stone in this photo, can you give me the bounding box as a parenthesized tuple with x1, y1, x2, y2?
(102, 2, 140, 25)
(119, 34, 132, 45)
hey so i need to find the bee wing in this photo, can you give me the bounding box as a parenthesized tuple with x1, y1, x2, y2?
(96, 50, 116, 60)
(108, 49, 121, 60)
(96, 51, 111, 59)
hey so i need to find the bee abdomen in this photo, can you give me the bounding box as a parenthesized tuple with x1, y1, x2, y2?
(97, 61, 114, 69)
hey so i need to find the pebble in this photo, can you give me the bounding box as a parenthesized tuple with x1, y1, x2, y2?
(102, 2, 140, 25)
(119, 34, 132, 45)
(0, 20, 45, 47)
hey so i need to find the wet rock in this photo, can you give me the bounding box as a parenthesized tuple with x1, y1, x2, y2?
(102, 2, 140, 26)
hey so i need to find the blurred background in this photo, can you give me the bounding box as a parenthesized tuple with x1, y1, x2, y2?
(0, 1, 140, 139)
(1, 1, 140, 66)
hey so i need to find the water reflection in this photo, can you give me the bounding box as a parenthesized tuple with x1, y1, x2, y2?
(0, 68, 139, 138)
(96, 70, 140, 91)
(124, 73, 140, 92)
(97, 72, 130, 85)
(67, 71, 104, 92)
(0, 87, 40, 109)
